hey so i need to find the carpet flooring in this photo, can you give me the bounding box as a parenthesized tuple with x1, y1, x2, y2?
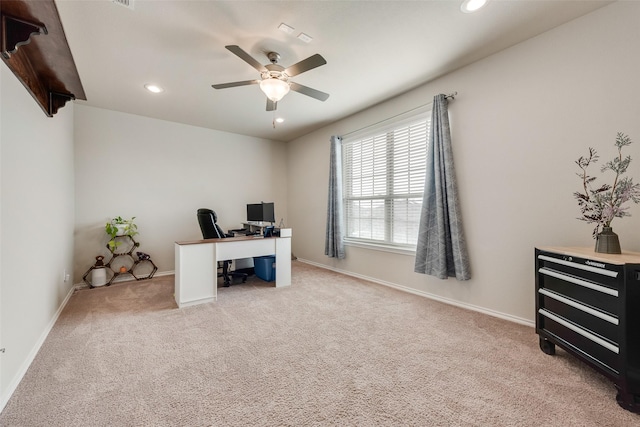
(1, 261, 638, 426)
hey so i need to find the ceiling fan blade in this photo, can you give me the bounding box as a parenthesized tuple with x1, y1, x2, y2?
(225, 45, 267, 73)
(212, 80, 259, 89)
(284, 54, 327, 77)
(290, 82, 330, 102)
(266, 99, 277, 111)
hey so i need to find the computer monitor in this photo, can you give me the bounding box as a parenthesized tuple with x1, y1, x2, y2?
(246, 202, 275, 223)
(262, 202, 275, 223)
(247, 203, 263, 222)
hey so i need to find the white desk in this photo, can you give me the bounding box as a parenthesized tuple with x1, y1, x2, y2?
(174, 229, 291, 308)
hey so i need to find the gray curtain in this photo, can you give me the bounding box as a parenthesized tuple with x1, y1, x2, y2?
(414, 95, 470, 280)
(325, 135, 346, 259)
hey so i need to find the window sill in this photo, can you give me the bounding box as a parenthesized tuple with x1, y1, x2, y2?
(344, 240, 416, 256)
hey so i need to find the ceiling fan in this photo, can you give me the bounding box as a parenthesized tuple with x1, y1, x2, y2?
(212, 45, 329, 111)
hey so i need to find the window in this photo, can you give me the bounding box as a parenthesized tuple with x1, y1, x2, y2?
(342, 110, 431, 250)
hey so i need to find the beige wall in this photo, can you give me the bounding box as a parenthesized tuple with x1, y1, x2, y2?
(286, 1, 640, 324)
(1, 66, 76, 408)
(73, 105, 288, 281)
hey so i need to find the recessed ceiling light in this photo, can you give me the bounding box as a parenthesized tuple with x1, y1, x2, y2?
(461, 0, 488, 13)
(275, 117, 285, 123)
(144, 84, 164, 93)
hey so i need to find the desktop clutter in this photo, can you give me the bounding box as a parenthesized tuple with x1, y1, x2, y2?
(228, 225, 277, 237)
(197, 204, 281, 286)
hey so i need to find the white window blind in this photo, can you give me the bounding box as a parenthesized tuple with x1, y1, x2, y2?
(342, 111, 431, 249)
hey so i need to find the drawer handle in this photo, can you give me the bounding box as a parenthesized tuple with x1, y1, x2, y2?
(539, 288, 618, 325)
(539, 309, 619, 354)
(538, 254, 618, 278)
(539, 267, 618, 297)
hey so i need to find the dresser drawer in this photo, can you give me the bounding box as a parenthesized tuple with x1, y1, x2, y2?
(539, 309, 619, 374)
(538, 267, 618, 314)
(539, 288, 618, 343)
(537, 253, 622, 290)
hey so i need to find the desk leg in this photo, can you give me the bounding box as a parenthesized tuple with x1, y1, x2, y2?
(175, 243, 217, 307)
(275, 237, 291, 287)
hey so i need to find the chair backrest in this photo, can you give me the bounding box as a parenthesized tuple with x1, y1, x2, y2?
(197, 208, 225, 239)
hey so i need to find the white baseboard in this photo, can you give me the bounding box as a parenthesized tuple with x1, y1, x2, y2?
(154, 270, 175, 277)
(74, 269, 175, 290)
(0, 284, 76, 413)
(297, 258, 535, 328)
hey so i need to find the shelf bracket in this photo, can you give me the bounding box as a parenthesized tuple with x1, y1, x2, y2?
(1, 14, 47, 60)
(49, 91, 75, 116)
(0, 1, 85, 116)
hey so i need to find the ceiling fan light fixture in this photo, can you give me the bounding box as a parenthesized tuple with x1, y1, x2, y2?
(259, 78, 290, 102)
(213, 45, 328, 111)
(461, 0, 488, 13)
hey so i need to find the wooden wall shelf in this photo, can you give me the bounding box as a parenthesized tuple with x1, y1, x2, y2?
(1, 0, 85, 116)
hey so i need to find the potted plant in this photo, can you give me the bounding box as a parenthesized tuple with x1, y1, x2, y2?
(105, 216, 138, 251)
(574, 132, 640, 253)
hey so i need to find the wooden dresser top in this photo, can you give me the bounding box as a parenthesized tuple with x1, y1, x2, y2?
(537, 246, 640, 265)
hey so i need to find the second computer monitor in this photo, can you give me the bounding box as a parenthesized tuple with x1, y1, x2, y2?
(247, 202, 275, 223)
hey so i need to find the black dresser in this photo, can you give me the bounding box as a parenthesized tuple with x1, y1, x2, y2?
(535, 246, 640, 412)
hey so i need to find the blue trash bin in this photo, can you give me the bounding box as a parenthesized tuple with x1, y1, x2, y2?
(254, 255, 276, 282)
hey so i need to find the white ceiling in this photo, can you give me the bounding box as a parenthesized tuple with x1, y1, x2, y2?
(55, 0, 611, 142)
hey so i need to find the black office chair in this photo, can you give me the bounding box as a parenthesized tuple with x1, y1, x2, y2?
(197, 208, 248, 287)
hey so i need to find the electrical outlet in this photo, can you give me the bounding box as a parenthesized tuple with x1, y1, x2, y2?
(63, 269, 70, 283)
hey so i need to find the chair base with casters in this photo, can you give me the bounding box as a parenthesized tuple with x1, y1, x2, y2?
(197, 208, 248, 287)
(219, 260, 247, 287)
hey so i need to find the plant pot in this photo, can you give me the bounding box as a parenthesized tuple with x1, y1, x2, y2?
(92, 267, 107, 287)
(115, 223, 128, 236)
(595, 226, 621, 254)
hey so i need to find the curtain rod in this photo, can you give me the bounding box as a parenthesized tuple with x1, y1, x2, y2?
(341, 92, 457, 139)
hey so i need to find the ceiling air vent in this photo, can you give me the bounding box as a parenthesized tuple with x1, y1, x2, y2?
(112, 0, 134, 10)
